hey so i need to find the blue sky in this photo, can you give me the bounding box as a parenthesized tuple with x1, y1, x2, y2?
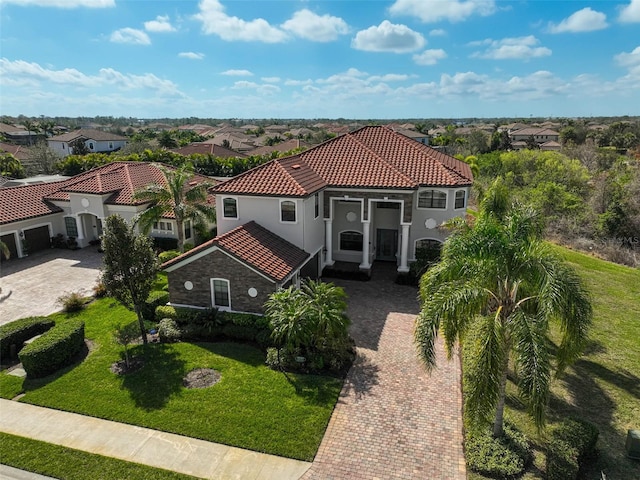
(1, 0, 639, 119)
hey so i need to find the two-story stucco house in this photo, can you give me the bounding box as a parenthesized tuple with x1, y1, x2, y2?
(163, 126, 473, 314)
(0, 162, 214, 260)
(47, 129, 128, 158)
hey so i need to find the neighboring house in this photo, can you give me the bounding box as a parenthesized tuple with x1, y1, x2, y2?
(509, 127, 560, 145)
(170, 143, 245, 159)
(247, 139, 310, 157)
(47, 129, 128, 157)
(0, 162, 215, 260)
(164, 126, 473, 314)
(540, 140, 562, 151)
(391, 127, 430, 145)
(0, 142, 29, 162)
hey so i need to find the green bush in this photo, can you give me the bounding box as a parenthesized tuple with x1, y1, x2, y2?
(18, 320, 85, 378)
(158, 250, 181, 263)
(0, 317, 55, 361)
(222, 324, 258, 341)
(547, 418, 599, 480)
(57, 291, 86, 313)
(465, 422, 533, 478)
(157, 318, 181, 343)
(143, 291, 169, 321)
(155, 305, 177, 321)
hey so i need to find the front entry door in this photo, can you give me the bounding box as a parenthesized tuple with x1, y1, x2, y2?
(376, 229, 398, 261)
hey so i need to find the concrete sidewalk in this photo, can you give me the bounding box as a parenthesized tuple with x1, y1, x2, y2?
(0, 400, 310, 480)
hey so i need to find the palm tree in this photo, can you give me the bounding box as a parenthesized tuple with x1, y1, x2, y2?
(22, 120, 39, 146)
(415, 196, 592, 438)
(133, 163, 215, 252)
(0, 239, 10, 260)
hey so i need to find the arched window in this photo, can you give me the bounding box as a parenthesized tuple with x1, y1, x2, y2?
(280, 200, 296, 222)
(340, 231, 363, 251)
(415, 238, 442, 262)
(418, 190, 447, 209)
(455, 190, 466, 209)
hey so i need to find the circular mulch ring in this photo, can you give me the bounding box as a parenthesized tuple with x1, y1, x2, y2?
(183, 368, 221, 389)
(110, 357, 144, 375)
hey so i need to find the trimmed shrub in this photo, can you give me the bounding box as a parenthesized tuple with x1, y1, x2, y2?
(19, 320, 85, 378)
(143, 290, 170, 321)
(57, 291, 86, 313)
(0, 317, 55, 361)
(158, 250, 181, 263)
(158, 318, 181, 343)
(222, 324, 258, 341)
(465, 422, 533, 478)
(547, 418, 599, 480)
(155, 305, 177, 321)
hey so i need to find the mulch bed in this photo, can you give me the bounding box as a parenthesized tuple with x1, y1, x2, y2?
(110, 357, 144, 375)
(183, 368, 221, 389)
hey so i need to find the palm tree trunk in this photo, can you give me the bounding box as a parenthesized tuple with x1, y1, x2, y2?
(176, 219, 185, 252)
(493, 354, 509, 437)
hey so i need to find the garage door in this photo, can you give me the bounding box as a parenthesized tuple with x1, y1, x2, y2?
(24, 226, 51, 254)
(0, 233, 18, 261)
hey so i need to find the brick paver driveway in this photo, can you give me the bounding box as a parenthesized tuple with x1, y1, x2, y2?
(0, 248, 102, 325)
(304, 263, 466, 480)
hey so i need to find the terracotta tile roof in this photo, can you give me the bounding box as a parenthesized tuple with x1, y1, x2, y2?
(212, 125, 473, 197)
(48, 129, 128, 142)
(170, 143, 246, 158)
(3, 162, 216, 224)
(163, 221, 309, 282)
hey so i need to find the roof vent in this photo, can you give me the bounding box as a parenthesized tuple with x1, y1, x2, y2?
(291, 164, 301, 170)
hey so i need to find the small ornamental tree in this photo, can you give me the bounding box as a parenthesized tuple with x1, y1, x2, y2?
(101, 215, 158, 344)
(113, 321, 140, 369)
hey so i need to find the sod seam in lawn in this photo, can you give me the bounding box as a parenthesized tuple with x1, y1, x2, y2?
(0, 298, 342, 462)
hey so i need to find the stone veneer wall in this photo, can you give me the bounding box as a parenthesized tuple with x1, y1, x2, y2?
(324, 189, 414, 223)
(167, 249, 276, 314)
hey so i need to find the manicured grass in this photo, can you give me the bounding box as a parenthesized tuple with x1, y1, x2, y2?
(467, 245, 640, 479)
(1, 298, 342, 462)
(0, 432, 199, 480)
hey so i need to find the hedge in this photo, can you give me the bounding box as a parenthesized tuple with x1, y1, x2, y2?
(547, 418, 599, 480)
(18, 320, 85, 378)
(0, 317, 55, 361)
(143, 291, 170, 321)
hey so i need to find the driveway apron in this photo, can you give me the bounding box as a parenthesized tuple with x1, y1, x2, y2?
(304, 263, 466, 480)
(0, 248, 102, 325)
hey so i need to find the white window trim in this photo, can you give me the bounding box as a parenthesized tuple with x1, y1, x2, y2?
(222, 196, 239, 219)
(454, 189, 467, 210)
(314, 193, 319, 219)
(338, 229, 364, 252)
(64, 215, 79, 237)
(152, 220, 174, 232)
(416, 188, 448, 210)
(279, 199, 297, 224)
(210, 278, 231, 311)
(184, 220, 192, 240)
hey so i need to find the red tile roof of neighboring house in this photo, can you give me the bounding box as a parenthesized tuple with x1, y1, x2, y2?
(2, 162, 216, 224)
(163, 221, 309, 282)
(170, 143, 246, 158)
(48, 129, 128, 142)
(213, 125, 473, 197)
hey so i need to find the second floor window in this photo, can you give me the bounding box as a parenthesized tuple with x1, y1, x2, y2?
(222, 198, 238, 218)
(281, 200, 296, 222)
(418, 190, 447, 209)
(455, 190, 466, 209)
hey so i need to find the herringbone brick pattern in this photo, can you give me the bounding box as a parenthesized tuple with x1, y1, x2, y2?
(304, 264, 466, 479)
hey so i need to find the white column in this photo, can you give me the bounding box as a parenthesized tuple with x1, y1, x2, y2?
(75, 215, 85, 240)
(324, 219, 334, 266)
(398, 224, 410, 273)
(360, 220, 371, 270)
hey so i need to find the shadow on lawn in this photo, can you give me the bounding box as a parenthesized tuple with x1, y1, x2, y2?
(120, 344, 186, 410)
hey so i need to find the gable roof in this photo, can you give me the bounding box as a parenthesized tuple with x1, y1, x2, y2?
(163, 221, 309, 282)
(1, 162, 215, 225)
(48, 129, 128, 143)
(212, 125, 473, 197)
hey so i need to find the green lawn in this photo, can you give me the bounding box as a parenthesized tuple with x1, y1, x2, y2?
(0, 433, 200, 480)
(0, 298, 342, 462)
(469, 245, 640, 479)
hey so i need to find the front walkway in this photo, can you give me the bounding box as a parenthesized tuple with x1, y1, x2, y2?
(303, 263, 466, 479)
(0, 247, 102, 325)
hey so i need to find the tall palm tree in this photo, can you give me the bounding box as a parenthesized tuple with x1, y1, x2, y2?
(415, 199, 592, 438)
(22, 120, 39, 146)
(0, 239, 10, 260)
(133, 163, 216, 252)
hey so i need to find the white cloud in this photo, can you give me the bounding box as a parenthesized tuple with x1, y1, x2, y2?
(429, 29, 447, 36)
(179, 52, 204, 60)
(0, 0, 114, 7)
(281, 9, 349, 42)
(221, 69, 253, 76)
(351, 21, 425, 53)
(389, 0, 496, 23)
(231, 80, 280, 95)
(548, 7, 608, 33)
(413, 49, 447, 65)
(284, 79, 314, 86)
(144, 15, 176, 33)
(470, 35, 551, 60)
(619, 0, 640, 23)
(0, 58, 182, 96)
(110, 28, 151, 45)
(615, 45, 640, 68)
(368, 73, 410, 82)
(261, 76, 281, 83)
(194, 0, 288, 43)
